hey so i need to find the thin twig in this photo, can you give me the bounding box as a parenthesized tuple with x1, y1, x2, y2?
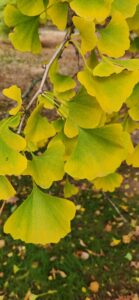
(0, 201, 6, 217)
(103, 192, 128, 224)
(17, 27, 73, 134)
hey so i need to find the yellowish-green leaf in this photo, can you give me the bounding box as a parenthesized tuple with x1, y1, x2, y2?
(4, 5, 41, 53)
(3, 85, 22, 115)
(78, 68, 139, 113)
(47, 1, 68, 30)
(127, 144, 139, 167)
(112, 0, 139, 18)
(126, 83, 139, 120)
(97, 12, 130, 58)
(0, 176, 16, 201)
(65, 124, 133, 180)
(72, 16, 97, 54)
(64, 88, 106, 138)
(0, 117, 27, 175)
(17, 0, 45, 16)
(64, 178, 78, 198)
(70, 0, 113, 22)
(4, 185, 76, 244)
(93, 173, 123, 192)
(93, 57, 123, 77)
(127, 5, 139, 31)
(24, 103, 56, 151)
(24, 141, 65, 189)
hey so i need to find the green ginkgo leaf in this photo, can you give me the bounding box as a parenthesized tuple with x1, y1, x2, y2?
(24, 102, 56, 151)
(0, 117, 27, 175)
(3, 85, 22, 115)
(70, 0, 113, 22)
(4, 4, 41, 53)
(93, 172, 123, 192)
(97, 11, 130, 58)
(17, 0, 45, 16)
(24, 141, 65, 189)
(4, 185, 76, 244)
(0, 176, 16, 200)
(65, 124, 133, 180)
(78, 68, 139, 113)
(64, 88, 106, 138)
(112, 0, 139, 18)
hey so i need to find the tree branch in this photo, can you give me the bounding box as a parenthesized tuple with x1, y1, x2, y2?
(17, 27, 73, 134)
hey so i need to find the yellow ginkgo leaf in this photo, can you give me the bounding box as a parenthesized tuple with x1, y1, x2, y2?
(64, 179, 79, 198)
(70, 0, 113, 22)
(0, 116, 27, 175)
(3, 85, 22, 115)
(126, 83, 139, 121)
(4, 185, 76, 245)
(24, 102, 56, 151)
(24, 141, 65, 189)
(72, 16, 97, 54)
(0, 176, 16, 201)
(126, 144, 139, 167)
(47, 1, 68, 30)
(93, 173, 123, 192)
(78, 68, 139, 113)
(65, 125, 133, 180)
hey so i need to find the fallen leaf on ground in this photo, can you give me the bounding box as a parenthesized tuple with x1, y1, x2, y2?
(89, 281, 100, 293)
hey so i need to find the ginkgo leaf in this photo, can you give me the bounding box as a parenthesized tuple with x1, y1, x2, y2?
(0, 117, 27, 175)
(64, 178, 78, 198)
(126, 83, 139, 121)
(70, 0, 113, 22)
(97, 12, 130, 58)
(64, 88, 106, 138)
(3, 85, 22, 115)
(127, 5, 139, 31)
(65, 124, 133, 180)
(4, 185, 76, 244)
(112, 0, 139, 18)
(72, 16, 97, 54)
(93, 57, 139, 77)
(24, 102, 56, 151)
(111, 58, 139, 71)
(24, 141, 65, 189)
(126, 144, 139, 167)
(93, 57, 123, 77)
(0, 176, 16, 201)
(17, 0, 45, 16)
(93, 173, 123, 192)
(51, 73, 76, 94)
(4, 5, 41, 53)
(47, 1, 68, 30)
(78, 68, 139, 113)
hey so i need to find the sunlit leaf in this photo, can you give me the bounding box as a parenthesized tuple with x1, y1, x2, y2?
(65, 124, 133, 180)
(0, 176, 16, 200)
(4, 185, 76, 244)
(3, 85, 22, 115)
